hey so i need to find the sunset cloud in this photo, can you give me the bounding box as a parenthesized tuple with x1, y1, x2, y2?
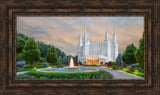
(17, 17, 144, 56)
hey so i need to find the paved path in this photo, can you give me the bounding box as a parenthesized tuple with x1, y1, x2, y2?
(16, 71, 29, 75)
(78, 66, 144, 79)
(106, 70, 143, 79)
(16, 66, 144, 79)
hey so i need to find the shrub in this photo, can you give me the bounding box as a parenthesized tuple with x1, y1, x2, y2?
(47, 62, 51, 66)
(56, 62, 64, 68)
(128, 68, 134, 72)
(34, 62, 43, 66)
(27, 70, 112, 79)
(16, 73, 36, 79)
(16, 53, 23, 61)
(32, 67, 37, 70)
(26, 64, 32, 68)
(133, 67, 144, 73)
(39, 76, 48, 79)
(16, 61, 27, 70)
(109, 65, 119, 70)
(122, 68, 131, 72)
(39, 58, 46, 62)
(43, 62, 49, 67)
(112, 62, 118, 65)
(109, 68, 113, 70)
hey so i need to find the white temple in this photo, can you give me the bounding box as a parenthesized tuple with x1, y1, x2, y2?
(77, 25, 118, 65)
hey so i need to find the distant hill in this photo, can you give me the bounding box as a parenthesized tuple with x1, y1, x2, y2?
(16, 32, 66, 59)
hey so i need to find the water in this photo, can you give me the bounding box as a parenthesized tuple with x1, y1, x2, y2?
(36, 57, 99, 73)
(69, 57, 74, 67)
(40, 68, 98, 73)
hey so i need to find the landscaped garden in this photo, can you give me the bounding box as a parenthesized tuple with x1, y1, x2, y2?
(16, 32, 144, 79)
(107, 32, 144, 77)
(16, 33, 113, 79)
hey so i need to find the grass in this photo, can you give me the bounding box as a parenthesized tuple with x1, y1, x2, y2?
(121, 68, 144, 77)
(16, 68, 35, 72)
(17, 70, 113, 79)
(16, 67, 48, 72)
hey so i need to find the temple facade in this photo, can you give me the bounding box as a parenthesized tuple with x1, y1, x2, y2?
(77, 26, 118, 65)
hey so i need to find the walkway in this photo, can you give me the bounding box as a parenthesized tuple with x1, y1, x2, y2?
(79, 66, 144, 79)
(16, 71, 29, 75)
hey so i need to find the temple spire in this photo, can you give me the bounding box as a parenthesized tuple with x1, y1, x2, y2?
(113, 26, 115, 34)
(84, 24, 87, 41)
(85, 24, 87, 33)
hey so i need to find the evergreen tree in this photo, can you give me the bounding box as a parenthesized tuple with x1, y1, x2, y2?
(135, 33, 144, 67)
(22, 39, 41, 67)
(63, 56, 69, 65)
(16, 36, 25, 54)
(58, 56, 62, 63)
(37, 42, 51, 58)
(122, 44, 137, 65)
(116, 54, 124, 66)
(46, 46, 58, 65)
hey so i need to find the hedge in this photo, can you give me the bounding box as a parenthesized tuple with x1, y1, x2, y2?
(27, 70, 112, 79)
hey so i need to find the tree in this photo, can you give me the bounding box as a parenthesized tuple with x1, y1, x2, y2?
(37, 41, 66, 58)
(135, 33, 144, 68)
(63, 56, 70, 65)
(37, 42, 51, 58)
(116, 54, 124, 66)
(58, 56, 62, 63)
(22, 39, 41, 67)
(122, 44, 137, 65)
(46, 46, 58, 65)
(16, 36, 25, 54)
(73, 55, 78, 62)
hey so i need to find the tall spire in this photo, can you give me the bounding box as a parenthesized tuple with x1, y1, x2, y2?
(112, 33, 117, 44)
(79, 34, 83, 46)
(105, 24, 109, 41)
(85, 24, 87, 33)
(105, 32, 108, 41)
(80, 20, 83, 35)
(80, 24, 82, 35)
(84, 24, 87, 41)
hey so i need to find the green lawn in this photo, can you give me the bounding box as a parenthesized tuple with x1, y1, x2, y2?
(121, 68, 144, 77)
(16, 67, 48, 72)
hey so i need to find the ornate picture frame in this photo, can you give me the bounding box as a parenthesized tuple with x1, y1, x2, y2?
(0, 0, 159, 94)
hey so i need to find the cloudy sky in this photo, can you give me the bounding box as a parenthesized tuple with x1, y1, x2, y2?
(17, 16, 144, 56)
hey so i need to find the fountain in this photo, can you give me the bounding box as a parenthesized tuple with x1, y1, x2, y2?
(63, 57, 79, 70)
(69, 57, 74, 67)
(36, 57, 98, 73)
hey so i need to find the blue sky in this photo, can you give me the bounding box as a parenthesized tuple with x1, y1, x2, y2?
(17, 16, 144, 56)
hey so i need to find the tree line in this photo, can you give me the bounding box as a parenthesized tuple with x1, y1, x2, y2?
(16, 32, 77, 67)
